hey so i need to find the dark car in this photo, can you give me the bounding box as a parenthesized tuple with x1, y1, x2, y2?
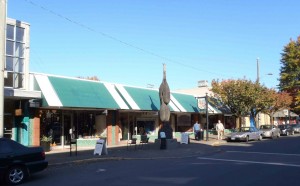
(278, 124, 294, 136)
(0, 138, 48, 185)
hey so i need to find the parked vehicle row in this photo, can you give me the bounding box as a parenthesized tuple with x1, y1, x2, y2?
(226, 124, 300, 142)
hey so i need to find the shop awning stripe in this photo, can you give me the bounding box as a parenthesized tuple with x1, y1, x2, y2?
(170, 94, 186, 112)
(121, 86, 163, 111)
(104, 83, 129, 110)
(47, 76, 121, 109)
(34, 74, 63, 107)
(115, 84, 140, 110)
(169, 99, 180, 112)
(171, 92, 200, 113)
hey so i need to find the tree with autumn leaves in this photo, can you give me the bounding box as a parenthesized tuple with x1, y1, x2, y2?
(211, 79, 292, 127)
(279, 36, 300, 113)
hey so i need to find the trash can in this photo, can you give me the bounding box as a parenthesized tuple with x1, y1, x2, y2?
(160, 131, 166, 149)
(199, 131, 204, 140)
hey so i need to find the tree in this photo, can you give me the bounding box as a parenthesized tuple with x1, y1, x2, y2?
(211, 79, 275, 127)
(264, 91, 293, 124)
(279, 36, 300, 112)
(77, 76, 100, 81)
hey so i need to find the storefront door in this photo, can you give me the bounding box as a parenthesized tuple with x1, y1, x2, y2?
(62, 113, 72, 147)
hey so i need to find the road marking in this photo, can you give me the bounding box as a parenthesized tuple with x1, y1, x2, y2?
(197, 157, 300, 167)
(226, 151, 300, 157)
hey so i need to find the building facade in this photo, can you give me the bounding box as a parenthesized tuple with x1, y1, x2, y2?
(4, 18, 41, 145)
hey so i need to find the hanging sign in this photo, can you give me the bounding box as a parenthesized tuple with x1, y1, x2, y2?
(197, 98, 206, 110)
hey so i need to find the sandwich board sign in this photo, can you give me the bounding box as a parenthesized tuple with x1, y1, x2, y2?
(94, 139, 107, 156)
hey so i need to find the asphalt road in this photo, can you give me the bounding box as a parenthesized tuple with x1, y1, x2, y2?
(17, 135, 300, 186)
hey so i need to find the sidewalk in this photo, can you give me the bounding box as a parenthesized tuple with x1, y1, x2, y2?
(45, 135, 227, 167)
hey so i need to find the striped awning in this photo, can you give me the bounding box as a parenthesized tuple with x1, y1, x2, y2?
(115, 84, 179, 111)
(34, 74, 222, 113)
(34, 74, 129, 109)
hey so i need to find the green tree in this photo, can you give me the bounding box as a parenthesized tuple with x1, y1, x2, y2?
(279, 36, 300, 112)
(211, 79, 275, 126)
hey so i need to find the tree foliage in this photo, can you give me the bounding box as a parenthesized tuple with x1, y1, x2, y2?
(279, 36, 300, 112)
(77, 76, 100, 81)
(211, 79, 275, 125)
(266, 91, 293, 123)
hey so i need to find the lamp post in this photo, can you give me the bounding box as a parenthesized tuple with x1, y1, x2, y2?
(256, 58, 273, 127)
(196, 93, 209, 141)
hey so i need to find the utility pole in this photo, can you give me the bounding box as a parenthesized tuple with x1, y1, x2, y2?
(257, 58, 260, 83)
(0, 0, 6, 137)
(257, 58, 260, 127)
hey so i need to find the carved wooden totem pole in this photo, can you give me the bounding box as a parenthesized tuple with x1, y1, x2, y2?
(158, 64, 173, 139)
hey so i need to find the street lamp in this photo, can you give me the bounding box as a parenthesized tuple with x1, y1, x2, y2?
(195, 93, 209, 141)
(256, 58, 273, 127)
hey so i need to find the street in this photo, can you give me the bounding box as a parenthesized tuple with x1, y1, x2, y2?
(14, 135, 300, 186)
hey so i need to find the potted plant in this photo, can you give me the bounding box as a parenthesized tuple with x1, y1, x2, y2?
(40, 135, 52, 152)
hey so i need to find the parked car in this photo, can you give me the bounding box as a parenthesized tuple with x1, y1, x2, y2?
(278, 125, 294, 136)
(290, 124, 300, 133)
(227, 127, 263, 142)
(0, 138, 48, 185)
(259, 125, 280, 139)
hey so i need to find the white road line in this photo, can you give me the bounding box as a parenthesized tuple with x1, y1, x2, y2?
(226, 151, 300, 157)
(197, 157, 300, 167)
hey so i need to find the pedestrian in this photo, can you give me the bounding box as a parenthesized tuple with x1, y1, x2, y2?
(216, 120, 225, 140)
(193, 121, 201, 140)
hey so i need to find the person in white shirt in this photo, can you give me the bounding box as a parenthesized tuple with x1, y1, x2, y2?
(216, 120, 225, 140)
(193, 121, 201, 140)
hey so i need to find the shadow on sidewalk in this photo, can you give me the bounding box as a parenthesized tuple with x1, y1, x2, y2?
(46, 139, 224, 166)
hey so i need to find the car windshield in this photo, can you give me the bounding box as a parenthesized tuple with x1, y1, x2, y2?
(278, 125, 287, 129)
(236, 127, 250, 132)
(260, 125, 272, 129)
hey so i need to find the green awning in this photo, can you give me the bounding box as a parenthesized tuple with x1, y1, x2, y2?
(34, 74, 129, 109)
(171, 92, 200, 113)
(115, 84, 179, 111)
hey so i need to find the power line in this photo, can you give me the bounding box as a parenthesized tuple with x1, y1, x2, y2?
(23, 0, 237, 78)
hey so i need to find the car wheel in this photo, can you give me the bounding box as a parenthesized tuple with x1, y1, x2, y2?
(5, 165, 27, 185)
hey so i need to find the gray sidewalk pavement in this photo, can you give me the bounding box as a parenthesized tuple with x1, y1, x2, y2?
(45, 135, 227, 167)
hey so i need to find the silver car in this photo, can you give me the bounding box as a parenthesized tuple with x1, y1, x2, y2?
(290, 124, 300, 133)
(259, 125, 280, 139)
(227, 127, 263, 142)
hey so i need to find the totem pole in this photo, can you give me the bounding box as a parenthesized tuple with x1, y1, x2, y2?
(158, 64, 173, 139)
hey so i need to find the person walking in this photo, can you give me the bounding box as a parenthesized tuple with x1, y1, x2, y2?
(216, 120, 225, 140)
(193, 121, 201, 140)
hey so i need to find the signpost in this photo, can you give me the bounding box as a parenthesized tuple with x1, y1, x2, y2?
(196, 93, 209, 141)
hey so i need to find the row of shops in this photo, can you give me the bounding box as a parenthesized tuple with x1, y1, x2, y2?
(4, 73, 236, 148)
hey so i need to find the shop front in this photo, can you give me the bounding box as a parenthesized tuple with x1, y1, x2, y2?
(39, 109, 110, 148)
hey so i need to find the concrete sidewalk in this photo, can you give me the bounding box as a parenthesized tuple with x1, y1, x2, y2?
(45, 135, 227, 167)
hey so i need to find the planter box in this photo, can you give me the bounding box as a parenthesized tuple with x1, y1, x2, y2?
(40, 141, 51, 152)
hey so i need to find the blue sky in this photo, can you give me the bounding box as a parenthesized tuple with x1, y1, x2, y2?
(7, 0, 300, 90)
